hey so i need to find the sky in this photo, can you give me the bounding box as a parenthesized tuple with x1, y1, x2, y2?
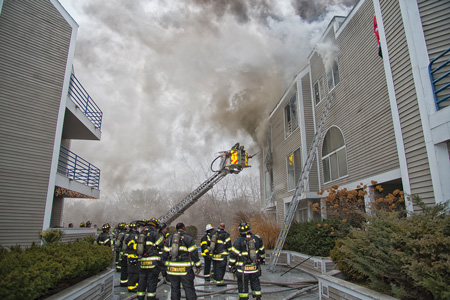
(57, 0, 357, 198)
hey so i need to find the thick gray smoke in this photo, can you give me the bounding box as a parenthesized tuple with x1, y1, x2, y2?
(60, 0, 354, 195)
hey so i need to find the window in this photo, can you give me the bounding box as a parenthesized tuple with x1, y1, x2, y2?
(284, 93, 298, 138)
(322, 127, 348, 183)
(327, 60, 340, 91)
(287, 148, 302, 190)
(314, 76, 324, 105)
(264, 168, 273, 200)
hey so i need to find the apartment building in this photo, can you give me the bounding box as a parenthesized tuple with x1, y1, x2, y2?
(262, 0, 450, 225)
(0, 0, 102, 247)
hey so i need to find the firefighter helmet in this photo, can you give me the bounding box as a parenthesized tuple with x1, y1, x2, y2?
(238, 221, 251, 235)
(80, 222, 85, 228)
(102, 223, 111, 231)
(129, 221, 137, 229)
(118, 222, 125, 230)
(136, 219, 147, 227)
(159, 222, 167, 231)
(205, 223, 214, 232)
(147, 217, 159, 228)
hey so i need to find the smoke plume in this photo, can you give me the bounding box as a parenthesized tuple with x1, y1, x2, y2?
(60, 0, 355, 195)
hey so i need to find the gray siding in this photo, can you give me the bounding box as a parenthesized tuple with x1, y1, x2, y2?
(418, 0, 450, 110)
(301, 74, 320, 192)
(0, 0, 72, 247)
(312, 0, 399, 190)
(380, 0, 435, 207)
(270, 84, 302, 224)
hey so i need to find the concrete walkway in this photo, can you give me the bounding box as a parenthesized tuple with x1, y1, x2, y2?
(113, 264, 319, 300)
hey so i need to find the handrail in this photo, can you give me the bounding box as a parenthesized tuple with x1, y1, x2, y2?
(68, 73, 103, 130)
(429, 47, 450, 111)
(57, 146, 100, 189)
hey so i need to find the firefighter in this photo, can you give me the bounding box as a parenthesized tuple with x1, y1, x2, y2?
(114, 222, 126, 272)
(200, 223, 214, 281)
(119, 223, 130, 287)
(80, 222, 85, 228)
(163, 222, 202, 300)
(125, 221, 141, 293)
(137, 218, 164, 300)
(210, 222, 231, 285)
(97, 223, 111, 246)
(228, 221, 266, 300)
(158, 222, 169, 282)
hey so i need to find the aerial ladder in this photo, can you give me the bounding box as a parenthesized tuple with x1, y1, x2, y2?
(268, 92, 334, 272)
(158, 144, 252, 225)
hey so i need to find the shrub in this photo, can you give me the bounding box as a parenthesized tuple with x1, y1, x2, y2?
(185, 225, 198, 239)
(330, 198, 450, 299)
(40, 229, 64, 244)
(285, 217, 350, 257)
(231, 212, 280, 249)
(0, 240, 113, 300)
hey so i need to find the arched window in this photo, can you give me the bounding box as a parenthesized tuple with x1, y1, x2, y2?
(322, 127, 348, 183)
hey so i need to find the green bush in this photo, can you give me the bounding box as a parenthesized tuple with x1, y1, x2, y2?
(0, 240, 113, 300)
(185, 225, 198, 239)
(330, 200, 450, 299)
(285, 217, 350, 257)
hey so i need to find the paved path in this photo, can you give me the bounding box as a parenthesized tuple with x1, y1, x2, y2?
(112, 264, 319, 300)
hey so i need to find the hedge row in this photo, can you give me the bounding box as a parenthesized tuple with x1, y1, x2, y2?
(285, 217, 351, 257)
(330, 204, 450, 299)
(0, 237, 113, 300)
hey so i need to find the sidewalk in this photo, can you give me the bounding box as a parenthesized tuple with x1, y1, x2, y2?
(112, 264, 319, 300)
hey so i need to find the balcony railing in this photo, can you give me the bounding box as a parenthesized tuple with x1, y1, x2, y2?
(68, 73, 103, 130)
(429, 47, 450, 111)
(57, 146, 100, 189)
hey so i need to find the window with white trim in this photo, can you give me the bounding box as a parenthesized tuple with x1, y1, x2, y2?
(314, 76, 324, 105)
(327, 60, 340, 91)
(284, 93, 298, 138)
(322, 127, 348, 183)
(287, 148, 301, 190)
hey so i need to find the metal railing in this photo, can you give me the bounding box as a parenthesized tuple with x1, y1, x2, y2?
(57, 146, 100, 189)
(68, 73, 103, 130)
(429, 47, 450, 111)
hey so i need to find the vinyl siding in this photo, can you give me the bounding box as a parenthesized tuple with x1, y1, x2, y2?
(301, 74, 320, 191)
(270, 84, 302, 224)
(380, 0, 435, 207)
(0, 0, 72, 246)
(312, 0, 399, 190)
(418, 0, 450, 110)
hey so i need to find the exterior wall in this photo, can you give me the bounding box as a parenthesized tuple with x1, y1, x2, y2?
(418, 0, 450, 110)
(378, 0, 435, 208)
(0, 0, 73, 247)
(314, 0, 399, 192)
(269, 82, 302, 224)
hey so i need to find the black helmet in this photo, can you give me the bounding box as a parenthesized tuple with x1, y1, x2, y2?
(136, 219, 147, 227)
(129, 221, 137, 229)
(159, 222, 167, 230)
(102, 223, 111, 231)
(238, 221, 251, 235)
(118, 222, 125, 230)
(147, 217, 159, 228)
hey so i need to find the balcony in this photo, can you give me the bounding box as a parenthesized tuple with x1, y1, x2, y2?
(68, 73, 103, 130)
(429, 47, 450, 111)
(62, 74, 103, 141)
(56, 146, 100, 196)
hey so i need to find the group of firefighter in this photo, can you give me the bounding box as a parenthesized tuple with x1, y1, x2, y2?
(96, 218, 265, 300)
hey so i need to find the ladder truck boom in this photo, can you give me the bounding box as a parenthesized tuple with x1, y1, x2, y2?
(158, 144, 252, 225)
